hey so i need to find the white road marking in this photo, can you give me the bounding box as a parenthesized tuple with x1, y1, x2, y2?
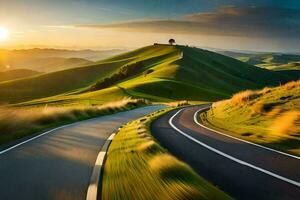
(169, 109, 300, 188)
(194, 106, 300, 160)
(86, 133, 116, 200)
(0, 124, 73, 155)
(108, 133, 115, 140)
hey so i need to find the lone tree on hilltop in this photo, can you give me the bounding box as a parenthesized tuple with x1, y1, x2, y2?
(169, 39, 175, 45)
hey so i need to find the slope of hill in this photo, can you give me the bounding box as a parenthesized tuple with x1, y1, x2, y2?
(0, 60, 129, 103)
(11, 44, 298, 106)
(0, 48, 125, 72)
(21, 57, 94, 72)
(0, 69, 41, 83)
(13, 45, 180, 105)
(200, 79, 300, 155)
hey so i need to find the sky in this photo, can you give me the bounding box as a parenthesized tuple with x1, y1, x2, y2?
(0, 0, 300, 52)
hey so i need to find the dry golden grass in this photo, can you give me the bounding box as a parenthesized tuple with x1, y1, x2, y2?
(137, 140, 161, 154)
(283, 79, 300, 90)
(0, 98, 148, 144)
(251, 100, 265, 115)
(211, 100, 228, 109)
(202, 78, 300, 154)
(258, 87, 272, 94)
(166, 100, 190, 107)
(267, 108, 282, 117)
(270, 111, 300, 139)
(230, 90, 259, 105)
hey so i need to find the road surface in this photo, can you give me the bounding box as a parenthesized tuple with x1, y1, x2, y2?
(0, 105, 164, 200)
(151, 105, 300, 200)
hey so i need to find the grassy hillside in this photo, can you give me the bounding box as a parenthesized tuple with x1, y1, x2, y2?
(1, 44, 298, 106)
(200, 79, 300, 155)
(0, 69, 41, 83)
(0, 60, 129, 103)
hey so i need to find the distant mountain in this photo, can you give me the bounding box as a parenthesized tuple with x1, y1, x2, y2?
(0, 48, 126, 72)
(0, 69, 41, 83)
(16, 57, 95, 72)
(0, 44, 297, 105)
(219, 51, 300, 73)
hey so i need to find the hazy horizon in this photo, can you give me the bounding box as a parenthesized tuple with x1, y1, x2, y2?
(1, 0, 300, 53)
(1, 45, 300, 55)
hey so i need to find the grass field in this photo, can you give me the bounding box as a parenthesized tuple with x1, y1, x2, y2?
(4, 44, 296, 106)
(200, 79, 300, 155)
(0, 99, 148, 145)
(102, 107, 232, 200)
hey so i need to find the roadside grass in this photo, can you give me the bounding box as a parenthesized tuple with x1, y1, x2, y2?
(102, 107, 232, 200)
(200, 79, 300, 155)
(270, 111, 300, 139)
(0, 98, 148, 146)
(165, 100, 191, 107)
(230, 90, 260, 105)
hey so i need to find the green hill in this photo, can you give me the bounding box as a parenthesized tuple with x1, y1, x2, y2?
(200, 79, 300, 155)
(0, 60, 128, 103)
(0, 69, 41, 83)
(0, 44, 297, 105)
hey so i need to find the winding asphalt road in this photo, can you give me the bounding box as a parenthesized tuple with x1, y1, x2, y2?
(0, 105, 164, 200)
(151, 105, 300, 200)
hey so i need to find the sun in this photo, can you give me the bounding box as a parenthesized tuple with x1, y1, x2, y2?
(0, 27, 9, 41)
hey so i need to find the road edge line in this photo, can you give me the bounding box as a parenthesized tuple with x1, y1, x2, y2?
(86, 132, 116, 200)
(169, 109, 300, 188)
(0, 124, 73, 155)
(194, 106, 300, 160)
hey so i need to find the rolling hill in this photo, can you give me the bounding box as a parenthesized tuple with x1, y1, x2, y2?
(0, 44, 298, 105)
(19, 57, 94, 72)
(0, 48, 125, 72)
(0, 59, 129, 103)
(0, 69, 41, 83)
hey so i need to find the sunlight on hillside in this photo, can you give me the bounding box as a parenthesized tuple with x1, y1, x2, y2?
(271, 111, 300, 139)
(201, 79, 300, 154)
(0, 98, 148, 145)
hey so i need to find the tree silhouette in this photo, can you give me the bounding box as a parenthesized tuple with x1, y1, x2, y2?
(168, 39, 175, 45)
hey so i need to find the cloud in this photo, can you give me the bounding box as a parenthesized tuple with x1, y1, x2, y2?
(76, 6, 300, 39)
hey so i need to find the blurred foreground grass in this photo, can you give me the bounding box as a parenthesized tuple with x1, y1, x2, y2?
(102, 107, 232, 200)
(0, 98, 148, 145)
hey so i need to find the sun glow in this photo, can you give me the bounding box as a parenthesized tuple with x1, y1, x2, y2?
(0, 27, 9, 41)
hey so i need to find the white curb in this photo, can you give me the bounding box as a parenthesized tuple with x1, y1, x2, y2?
(86, 133, 116, 200)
